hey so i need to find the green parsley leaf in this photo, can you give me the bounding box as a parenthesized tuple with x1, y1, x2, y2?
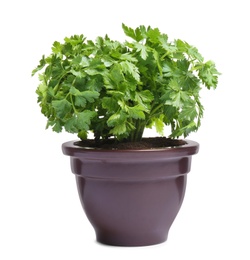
(120, 61, 140, 81)
(133, 42, 148, 60)
(52, 99, 72, 118)
(122, 23, 144, 42)
(128, 105, 146, 120)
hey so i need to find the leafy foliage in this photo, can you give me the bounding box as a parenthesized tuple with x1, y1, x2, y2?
(32, 24, 220, 141)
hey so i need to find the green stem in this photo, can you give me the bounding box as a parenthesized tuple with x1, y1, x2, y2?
(150, 103, 163, 117)
(129, 120, 145, 142)
(54, 72, 69, 94)
(69, 94, 78, 113)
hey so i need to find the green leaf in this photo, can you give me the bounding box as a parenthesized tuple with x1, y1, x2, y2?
(162, 63, 174, 77)
(169, 78, 180, 91)
(175, 39, 187, 52)
(107, 113, 122, 127)
(85, 68, 102, 76)
(36, 82, 47, 98)
(52, 99, 72, 118)
(128, 105, 146, 120)
(101, 57, 114, 67)
(110, 63, 124, 84)
(120, 61, 140, 81)
(135, 90, 154, 103)
(117, 99, 128, 112)
(32, 55, 46, 76)
(170, 121, 197, 138)
(170, 91, 181, 108)
(70, 87, 100, 107)
(133, 42, 148, 60)
(179, 103, 197, 121)
(70, 69, 86, 78)
(76, 110, 96, 130)
(177, 59, 190, 72)
(69, 85, 81, 95)
(72, 55, 91, 67)
(107, 111, 127, 127)
(122, 23, 144, 41)
(198, 60, 220, 89)
(78, 130, 88, 140)
(65, 110, 96, 132)
(110, 123, 127, 135)
(80, 56, 90, 67)
(167, 89, 190, 108)
(120, 53, 138, 62)
(64, 117, 78, 133)
(74, 96, 86, 107)
(51, 120, 63, 133)
(186, 45, 203, 62)
(147, 27, 161, 44)
(52, 41, 62, 54)
(102, 97, 120, 111)
(159, 35, 177, 54)
(64, 34, 85, 46)
(82, 90, 100, 103)
(154, 115, 165, 135)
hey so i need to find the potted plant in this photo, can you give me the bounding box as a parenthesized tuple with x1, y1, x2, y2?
(32, 24, 220, 246)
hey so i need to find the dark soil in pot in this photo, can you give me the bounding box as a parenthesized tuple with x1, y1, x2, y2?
(74, 137, 187, 150)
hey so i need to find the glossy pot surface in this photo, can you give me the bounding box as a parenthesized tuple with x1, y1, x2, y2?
(62, 140, 199, 246)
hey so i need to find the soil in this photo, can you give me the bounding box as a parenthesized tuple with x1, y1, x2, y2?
(74, 137, 187, 150)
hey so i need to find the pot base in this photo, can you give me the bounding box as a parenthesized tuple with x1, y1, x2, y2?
(96, 231, 168, 247)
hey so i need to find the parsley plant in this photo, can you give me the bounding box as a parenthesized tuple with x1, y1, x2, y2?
(32, 24, 220, 142)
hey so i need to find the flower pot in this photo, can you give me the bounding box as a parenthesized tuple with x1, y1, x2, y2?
(62, 139, 199, 246)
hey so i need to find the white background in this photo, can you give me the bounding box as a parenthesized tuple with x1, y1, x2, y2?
(1, 0, 249, 259)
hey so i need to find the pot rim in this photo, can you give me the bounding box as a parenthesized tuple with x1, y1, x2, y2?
(62, 139, 199, 161)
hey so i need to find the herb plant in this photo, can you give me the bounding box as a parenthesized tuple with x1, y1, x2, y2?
(32, 24, 219, 142)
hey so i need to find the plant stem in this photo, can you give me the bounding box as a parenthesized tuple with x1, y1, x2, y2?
(150, 103, 163, 117)
(70, 94, 78, 113)
(129, 120, 145, 142)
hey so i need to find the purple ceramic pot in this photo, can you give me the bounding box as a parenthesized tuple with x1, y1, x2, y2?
(62, 140, 199, 246)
